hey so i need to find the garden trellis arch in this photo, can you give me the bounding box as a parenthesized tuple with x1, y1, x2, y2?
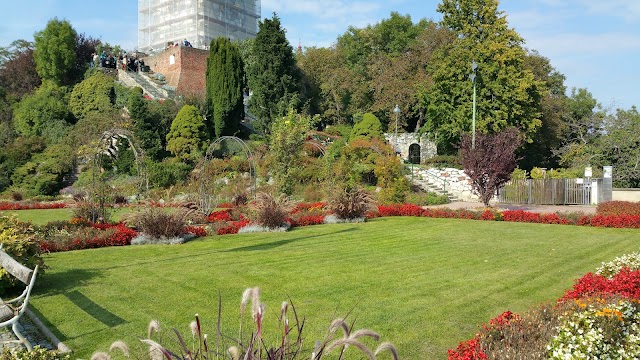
(88, 129, 148, 220)
(199, 136, 256, 214)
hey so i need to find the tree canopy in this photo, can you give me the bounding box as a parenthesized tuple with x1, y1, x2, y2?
(34, 18, 78, 86)
(247, 14, 301, 134)
(423, 0, 543, 153)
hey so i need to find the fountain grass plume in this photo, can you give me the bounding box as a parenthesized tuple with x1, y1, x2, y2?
(374, 342, 399, 360)
(228, 346, 239, 360)
(349, 329, 380, 341)
(109, 341, 130, 357)
(90, 352, 111, 360)
(141, 339, 171, 360)
(148, 320, 160, 339)
(325, 338, 376, 360)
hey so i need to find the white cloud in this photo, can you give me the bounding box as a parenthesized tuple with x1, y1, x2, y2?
(581, 0, 640, 22)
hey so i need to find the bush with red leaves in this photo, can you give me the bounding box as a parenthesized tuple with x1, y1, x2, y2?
(560, 269, 640, 301)
(0, 202, 66, 211)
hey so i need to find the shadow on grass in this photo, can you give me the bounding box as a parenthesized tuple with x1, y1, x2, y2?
(65, 290, 126, 327)
(224, 227, 358, 252)
(34, 268, 101, 296)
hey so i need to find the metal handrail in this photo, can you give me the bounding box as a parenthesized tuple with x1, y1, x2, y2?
(409, 165, 449, 192)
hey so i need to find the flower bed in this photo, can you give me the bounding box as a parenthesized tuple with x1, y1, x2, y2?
(40, 223, 137, 253)
(373, 204, 640, 229)
(0, 201, 66, 211)
(36, 217, 208, 252)
(448, 252, 640, 359)
(597, 201, 640, 216)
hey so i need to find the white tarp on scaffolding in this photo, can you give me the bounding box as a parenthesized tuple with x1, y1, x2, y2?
(138, 0, 260, 52)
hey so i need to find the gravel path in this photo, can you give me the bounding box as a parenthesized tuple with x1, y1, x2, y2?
(426, 201, 597, 214)
(0, 315, 56, 351)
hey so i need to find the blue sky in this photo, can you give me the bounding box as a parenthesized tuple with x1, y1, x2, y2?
(1, 0, 638, 109)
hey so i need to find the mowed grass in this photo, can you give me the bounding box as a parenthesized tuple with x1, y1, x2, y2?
(29, 217, 639, 359)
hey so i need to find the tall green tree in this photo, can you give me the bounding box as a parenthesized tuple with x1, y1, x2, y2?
(247, 13, 301, 134)
(595, 107, 640, 187)
(206, 37, 245, 138)
(33, 18, 78, 86)
(518, 50, 569, 169)
(424, 0, 543, 153)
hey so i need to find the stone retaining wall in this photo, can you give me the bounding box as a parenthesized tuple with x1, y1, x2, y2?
(383, 133, 436, 164)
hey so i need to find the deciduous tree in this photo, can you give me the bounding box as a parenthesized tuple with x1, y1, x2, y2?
(461, 128, 522, 206)
(425, 0, 542, 153)
(33, 18, 78, 86)
(269, 110, 312, 195)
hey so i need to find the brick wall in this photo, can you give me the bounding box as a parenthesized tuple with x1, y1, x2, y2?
(143, 46, 208, 98)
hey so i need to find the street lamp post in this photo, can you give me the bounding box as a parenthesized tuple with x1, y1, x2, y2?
(393, 104, 400, 153)
(469, 61, 478, 149)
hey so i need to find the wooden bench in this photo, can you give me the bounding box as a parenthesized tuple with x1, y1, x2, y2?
(0, 248, 39, 351)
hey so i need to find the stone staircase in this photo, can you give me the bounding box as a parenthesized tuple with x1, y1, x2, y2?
(117, 69, 175, 99)
(407, 166, 480, 202)
(407, 167, 459, 202)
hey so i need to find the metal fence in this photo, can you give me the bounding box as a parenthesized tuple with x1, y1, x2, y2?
(497, 178, 603, 205)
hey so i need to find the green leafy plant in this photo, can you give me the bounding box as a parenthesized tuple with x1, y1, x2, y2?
(0, 217, 44, 293)
(0, 346, 70, 360)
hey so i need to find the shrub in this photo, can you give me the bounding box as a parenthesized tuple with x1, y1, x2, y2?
(123, 207, 197, 239)
(73, 201, 112, 223)
(0, 217, 44, 293)
(166, 105, 209, 161)
(251, 192, 292, 229)
(1, 346, 71, 360)
(39, 223, 137, 252)
(597, 201, 640, 216)
(0, 202, 66, 211)
(328, 187, 376, 220)
(11, 192, 23, 201)
(423, 155, 462, 169)
(406, 191, 450, 206)
(148, 159, 192, 188)
(350, 112, 384, 141)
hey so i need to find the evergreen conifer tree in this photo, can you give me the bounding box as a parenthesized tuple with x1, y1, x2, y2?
(246, 14, 301, 134)
(206, 37, 245, 138)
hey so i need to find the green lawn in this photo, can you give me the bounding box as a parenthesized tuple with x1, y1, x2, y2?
(29, 217, 639, 359)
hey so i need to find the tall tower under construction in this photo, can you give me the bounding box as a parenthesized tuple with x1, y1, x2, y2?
(138, 0, 260, 52)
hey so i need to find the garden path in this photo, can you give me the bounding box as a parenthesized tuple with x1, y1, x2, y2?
(427, 201, 597, 214)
